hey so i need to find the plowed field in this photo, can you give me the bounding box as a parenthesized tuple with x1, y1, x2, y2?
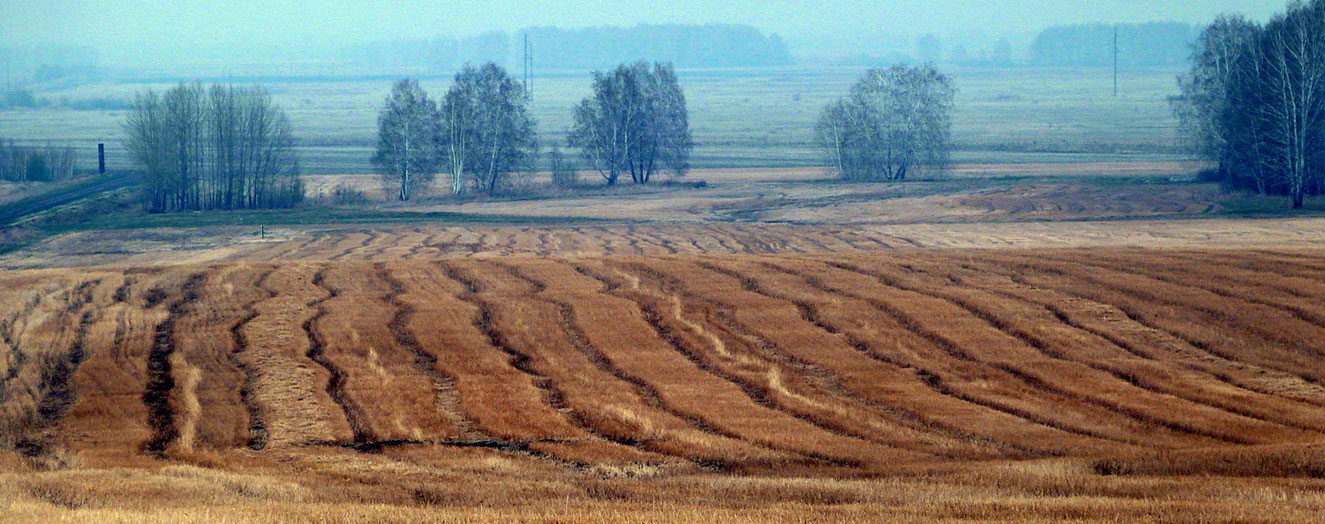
(2, 248, 1324, 522)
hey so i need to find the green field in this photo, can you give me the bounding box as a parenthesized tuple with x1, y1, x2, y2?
(1, 65, 1187, 174)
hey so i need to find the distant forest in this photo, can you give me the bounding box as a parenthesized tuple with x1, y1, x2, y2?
(1030, 23, 1196, 68)
(343, 24, 792, 71)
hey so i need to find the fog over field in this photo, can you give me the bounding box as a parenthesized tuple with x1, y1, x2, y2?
(0, 0, 1292, 68)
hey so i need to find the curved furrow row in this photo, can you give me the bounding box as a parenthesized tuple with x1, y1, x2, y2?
(988, 252, 1325, 383)
(826, 258, 1265, 447)
(1033, 251, 1325, 358)
(326, 232, 374, 262)
(622, 258, 1020, 459)
(870, 256, 1309, 445)
(305, 267, 376, 443)
(758, 258, 1133, 455)
(234, 265, 354, 448)
(228, 266, 278, 449)
(383, 262, 598, 448)
(1077, 251, 1325, 338)
(969, 256, 1325, 406)
(787, 258, 1165, 452)
(586, 259, 938, 461)
(50, 272, 169, 466)
(0, 283, 51, 404)
(141, 272, 206, 456)
(444, 259, 770, 469)
(0, 277, 102, 460)
(379, 263, 488, 440)
(168, 265, 275, 453)
(940, 259, 1325, 427)
(527, 257, 929, 469)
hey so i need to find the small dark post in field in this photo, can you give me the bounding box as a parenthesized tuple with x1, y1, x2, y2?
(98, 143, 105, 175)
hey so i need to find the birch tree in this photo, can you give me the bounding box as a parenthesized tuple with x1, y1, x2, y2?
(816, 65, 955, 181)
(1173, 15, 1260, 185)
(1189, 0, 1325, 208)
(437, 64, 536, 196)
(373, 79, 438, 201)
(569, 62, 691, 185)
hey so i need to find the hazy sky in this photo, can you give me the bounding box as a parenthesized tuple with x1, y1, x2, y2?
(2, 1, 1292, 51)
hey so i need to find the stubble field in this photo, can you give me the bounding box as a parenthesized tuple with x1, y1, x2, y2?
(2, 242, 1325, 522)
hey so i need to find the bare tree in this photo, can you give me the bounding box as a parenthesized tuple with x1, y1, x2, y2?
(125, 83, 302, 212)
(436, 64, 536, 196)
(1186, 1, 1325, 208)
(1173, 15, 1260, 185)
(1258, 2, 1325, 209)
(373, 79, 438, 201)
(568, 61, 692, 185)
(817, 65, 955, 181)
(438, 77, 475, 195)
(548, 142, 578, 188)
(0, 139, 75, 182)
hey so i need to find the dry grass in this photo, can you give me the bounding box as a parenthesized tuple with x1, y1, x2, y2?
(2, 248, 1325, 522)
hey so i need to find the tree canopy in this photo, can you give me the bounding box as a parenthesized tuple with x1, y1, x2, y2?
(816, 65, 955, 181)
(1173, 0, 1325, 208)
(568, 61, 692, 185)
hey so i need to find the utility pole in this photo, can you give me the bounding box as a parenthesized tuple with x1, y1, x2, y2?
(1113, 26, 1119, 98)
(522, 33, 533, 100)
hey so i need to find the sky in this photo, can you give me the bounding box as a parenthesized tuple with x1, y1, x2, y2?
(0, 0, 1293, 57)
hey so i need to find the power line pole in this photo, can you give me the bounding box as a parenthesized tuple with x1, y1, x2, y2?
(522, 33, 533, 100)
(1113, 26, 1119, 98)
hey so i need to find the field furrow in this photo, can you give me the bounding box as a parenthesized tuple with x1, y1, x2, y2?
(781, 258, 1164, 452)
(823, 258, 1274, 447)
(51, 272, 170, 465)
(877, 255, 1320, 443)
(235, 264, 354, 447)
(515, 258, 924, 470)
(987, 253, 1325, 384)
(315, 263, 456, 442)
(604, 257, 997, 459)
(169, 265, 271, 452)
(933, 259, 1325, 432)
(446, 259, 777, 468)
(141, 272, 205, 456)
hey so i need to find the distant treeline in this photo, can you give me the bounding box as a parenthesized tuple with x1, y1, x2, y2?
(522, 25, 791, 69)
(0, 88, 131, 110)
(0, 45, 103, 84)
(1030, 23, 1195, 67)
(344, 24, 791, 71)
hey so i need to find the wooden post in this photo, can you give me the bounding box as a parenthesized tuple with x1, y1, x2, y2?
(98, 143, 105, 175)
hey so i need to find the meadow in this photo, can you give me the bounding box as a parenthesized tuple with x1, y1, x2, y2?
(0, 65, 1187, 174)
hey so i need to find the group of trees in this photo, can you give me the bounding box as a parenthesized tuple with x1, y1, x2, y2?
(374, 61, 693, 199)
(815, 65, 955, 181)
(1173, 0, 1325, 208)
(0, 139, 75, 182)
(373, 64, 537, 200)
(124, 83, 303, 213)
(569, 62, 692, 185)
